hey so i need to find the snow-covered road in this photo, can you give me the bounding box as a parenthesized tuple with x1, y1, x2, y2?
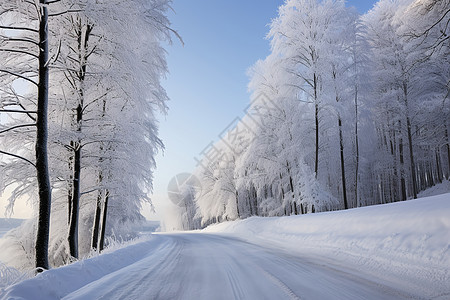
(2, 192, 449, 300)
(60, 233, 415, 300)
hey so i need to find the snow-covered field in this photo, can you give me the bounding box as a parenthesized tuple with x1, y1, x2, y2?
(1, 191, 449, 299)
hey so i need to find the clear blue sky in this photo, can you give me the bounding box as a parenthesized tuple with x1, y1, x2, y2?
(147, 0, 379, 220)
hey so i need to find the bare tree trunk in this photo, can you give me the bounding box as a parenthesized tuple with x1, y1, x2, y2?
(399, 144, 407, 201)
(436, 148, 442, 183)
(286, 161, 295, 213)
(428, 161, 434, 187)
(445, 127, 450, 179)
(91, 184, 102, 250)
(314, 73, 319, 178)
(332, 67, 348, 209)
(339, 116, 348, 209)
(252, 186, 258, 216)
(92, 96, 108, 249)
(385, 114, 397, 203)
(399, 121, 407, 201)
(354, 85, 360, 207)
(67, 190, 71, 225)
(35, 1, 51, 271)
(253, 187, 258, 216)
(67, 144, 73, 224)
(99, 191, 109, 251)
(235, 190, 240, 218)
(406, 115, 417, 199)
(68, 137, 81, 258)
(403, 83, 417, 199)
(67, 21, 93, 258)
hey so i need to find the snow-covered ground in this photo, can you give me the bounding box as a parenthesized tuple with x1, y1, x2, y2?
(205, 192, 450, 299)
(1, 190, 449, 299)
(417, 179, 450, 198)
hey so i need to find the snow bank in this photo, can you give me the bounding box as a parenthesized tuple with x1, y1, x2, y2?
(205, 192, 450, 298)
(0, 235, 170, 300)
(417, 179, 450, 198)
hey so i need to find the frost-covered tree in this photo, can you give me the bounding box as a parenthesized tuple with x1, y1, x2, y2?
(266, 0, 363, 209)
(365, 0, 419, 199)
(1, 0, 175, 269)
(0, 0, 63, 271)
(347, 17, 373, 207)
(268, 0, 348, 179)
(402, 0, 449, 57)
(364, 0, 449, 202)
(47, 0, 172, 260)
(164, 0, 448, 231)
(400, 0, 450, 182)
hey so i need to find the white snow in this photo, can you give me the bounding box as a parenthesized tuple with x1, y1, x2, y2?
(206, 193, 450, 299)
(1, 192, 449, 299)
(417, 179, 450, 198)
(205, 192, 450, 299)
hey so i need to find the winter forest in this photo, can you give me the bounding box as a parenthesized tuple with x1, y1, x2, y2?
(0, 0, 174, 270)
(0, 0, 448, 276)
(166, 0, 449, 230)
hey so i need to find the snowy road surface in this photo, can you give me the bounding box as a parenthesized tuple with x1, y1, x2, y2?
(2, 193, 449, 299)
(59, 234, 415, 299)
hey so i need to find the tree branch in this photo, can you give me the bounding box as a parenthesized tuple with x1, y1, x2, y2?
(81, 187, 102, 196)
(0, 109, 37, 114)
(0, 123, 36, 134)
(82, 91, 109, 114)
(7, 89, 37, 121)
(408, 8, 450, 39)
(51, 39, 62, 64)
(0, 69, 39, 86)
(0, 48, 39, 59)
(0, 36, 39, 46)
(49, 9, 83, 17)
(0, 150, 36, 168)
(0, 25, 38, 33)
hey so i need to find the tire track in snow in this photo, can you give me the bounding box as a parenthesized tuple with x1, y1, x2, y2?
(63, 236, 183, 300)
(256, 265, 302, 300)
(225, 267, 245, 300)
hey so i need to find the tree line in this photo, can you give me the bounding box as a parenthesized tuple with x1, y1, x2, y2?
(0, 0, 175, 270)
(165, 0, 449, 231)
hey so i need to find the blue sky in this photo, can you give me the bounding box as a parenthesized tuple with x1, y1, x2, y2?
(147, 0, 379, 220)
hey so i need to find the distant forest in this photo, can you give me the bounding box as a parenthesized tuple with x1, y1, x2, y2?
(166, 0, 449, 230)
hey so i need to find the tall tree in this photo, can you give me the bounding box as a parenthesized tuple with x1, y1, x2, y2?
(0, 0, 55, 271)
(1, 0, 176, 269)
(35, 0, 52, 271)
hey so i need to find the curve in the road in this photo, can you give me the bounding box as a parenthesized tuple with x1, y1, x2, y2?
(63, 233, 417, 300)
